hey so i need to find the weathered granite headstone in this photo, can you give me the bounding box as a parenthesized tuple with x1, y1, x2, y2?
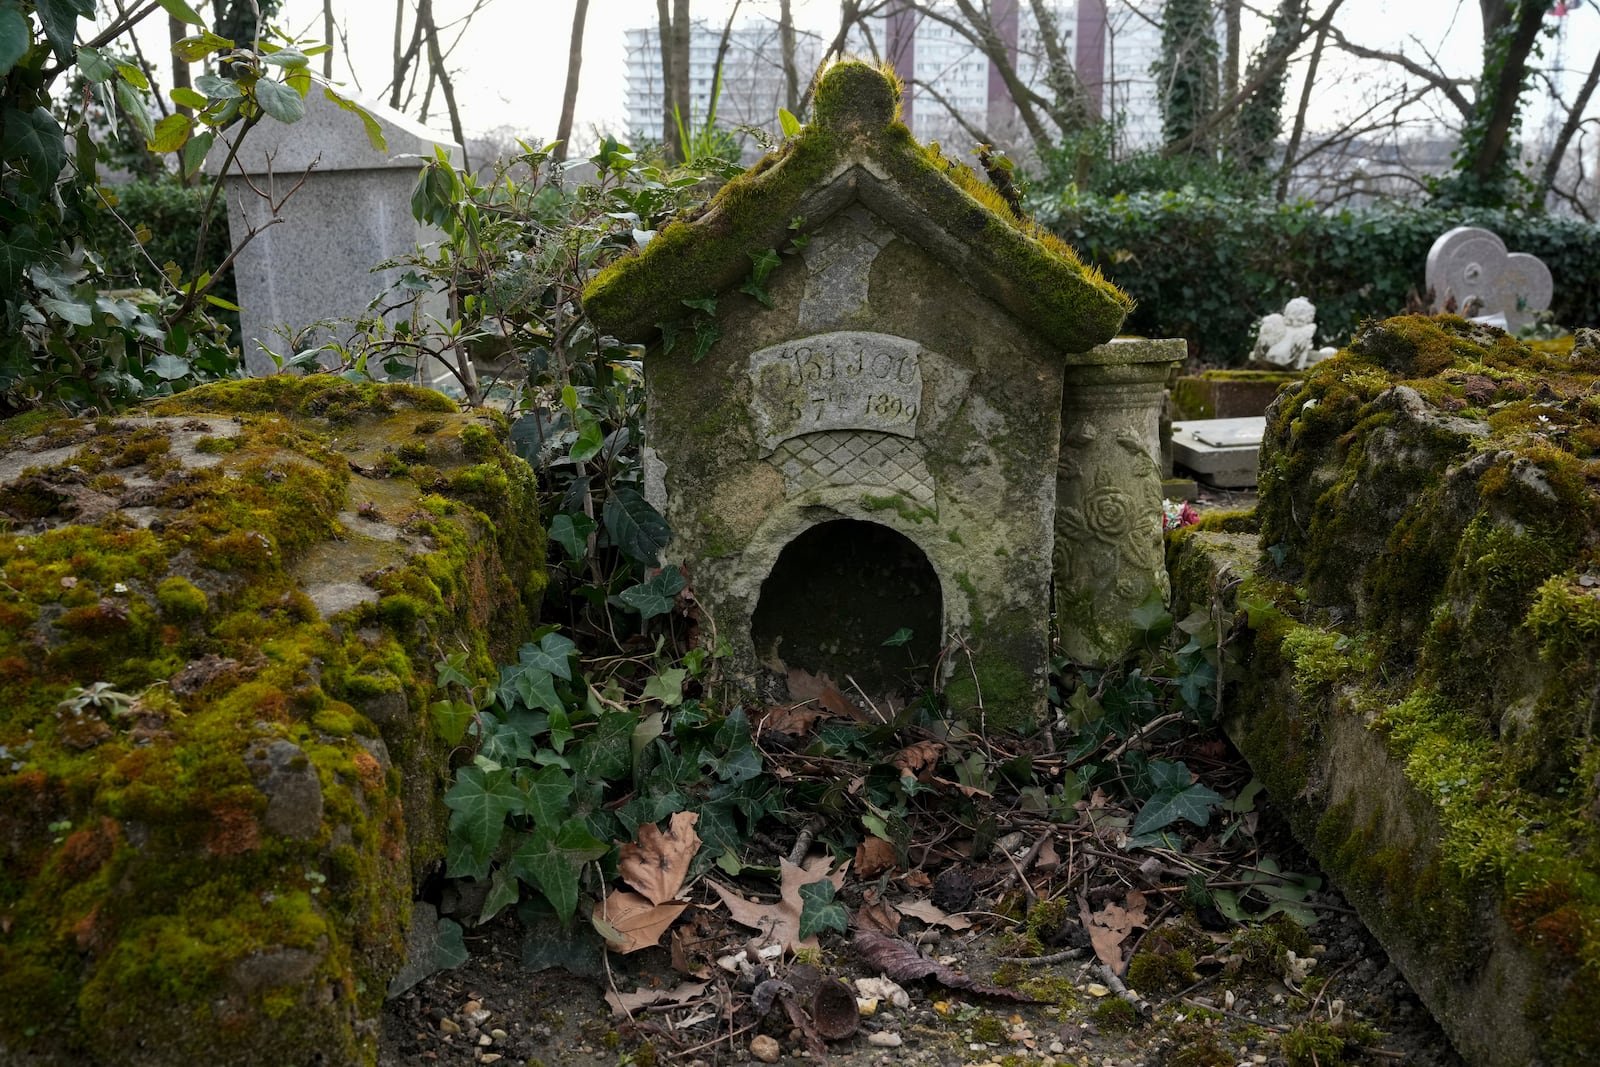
(208, 91, 459, 379)
(1425, 226, 1553, 333)
(585, 63, 1179, 725)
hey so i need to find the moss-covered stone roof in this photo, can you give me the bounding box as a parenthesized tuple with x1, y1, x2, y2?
(583, 61, 1132, 354)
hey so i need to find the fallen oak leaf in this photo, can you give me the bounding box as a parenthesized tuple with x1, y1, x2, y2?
(757, 702, 825, 737)
(854, 835, 896, 879)
(897, 898, 972, 932)
(710, 853, 849, 952)
(891, 739, 943, 779)
(618, 811, 701, 905)
(853, 931, 1035, 1002)
(595, 888, 690, 954)
(604, 980, 709, 1017)
(1079, 890, 1147, 971)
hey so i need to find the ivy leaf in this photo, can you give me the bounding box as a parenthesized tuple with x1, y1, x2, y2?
(617, 565, 686, 622)
(883, 627, 913, 647)
(510, 819, 609, 923)
(39, 296, 92, 326)
(797, 879, 849, 939)
(641, 668, 686, 707)
(0, 4, 28, 77)
(1128, 589, 1173, 639)
(603, 487, 671, 566)
(479, 865, 522, 925)
(571, 711, 637, 782)
(442, 765, 525, 874)
(34, 0, 94, 63)
(681, 296, 717, 315)
(522, 764, 574, 827)
(1, 107, 66, 185)
(519, 631, 576, 682)
(149, 352, 189, 380)
(430, 698, 475, 746)
(690, 317, 721, 363)
(1131, 779, 1223, 837)
(506, 665, 563, 715)
(433, 916, 468, 969)
(738, 247, 782, 307)
(152, 0, 205, 27)
(254, 76, 305, 124)
(548, 512, 596, 559)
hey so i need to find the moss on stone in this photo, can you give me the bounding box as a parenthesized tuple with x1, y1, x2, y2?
(582, 61, 1129, 354)
(1172, 317, 1600, 1066)
(0, 377, 544, 1066)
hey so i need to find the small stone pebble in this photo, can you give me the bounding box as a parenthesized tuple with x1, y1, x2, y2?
(750, 1034, 782, 1063)
(490, 1028, 507, 1040)
(438, 1017, 461, 1035)
(866, 1032, 902, 1048)
(480, 1056, 502, 1065)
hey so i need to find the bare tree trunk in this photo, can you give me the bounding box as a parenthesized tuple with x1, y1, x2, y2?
(1027, 0, 1090, 132)
(710, 0, 742, 124)
(1468, 0, 1552, 185)
(779, 0, 800, 114)
(948, 0, 1052, 152)
(1276, 0, 1344, 201)
(657, 0, 692, 162)
(419, 0, 468, 169)
(323, 0, 334, 78)
(1538, 43, 1600, 205)
(391, 0, 423, 111)
(1223, 0, 1241, 97)
(553, 0, 589, 163)
(169, 14, 192, 113)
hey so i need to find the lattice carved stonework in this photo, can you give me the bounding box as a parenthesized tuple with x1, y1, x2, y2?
(770, 430, 935, 504)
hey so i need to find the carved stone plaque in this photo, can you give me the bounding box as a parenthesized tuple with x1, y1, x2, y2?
(749, 331, 923, 453)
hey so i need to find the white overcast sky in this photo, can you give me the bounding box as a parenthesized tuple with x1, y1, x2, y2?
(120, 0, 1600, 153)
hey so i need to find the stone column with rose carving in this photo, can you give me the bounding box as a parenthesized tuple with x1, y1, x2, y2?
(1055, 338, 1186, 664)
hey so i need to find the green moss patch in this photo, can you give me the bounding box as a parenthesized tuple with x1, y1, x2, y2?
(0, 377, 544, 1066)
(1171, 317, 1600, 1066)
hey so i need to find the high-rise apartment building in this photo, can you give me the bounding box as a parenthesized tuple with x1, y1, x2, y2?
(622, 2, 1168, 157)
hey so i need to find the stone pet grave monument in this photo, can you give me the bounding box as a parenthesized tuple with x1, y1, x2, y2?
(585, 62, 1181, 725)
(1425, 225, 1553, 333)
(209, 90, 459, 379)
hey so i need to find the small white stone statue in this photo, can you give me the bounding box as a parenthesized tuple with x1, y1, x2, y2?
(1250, 297, 1336, 370)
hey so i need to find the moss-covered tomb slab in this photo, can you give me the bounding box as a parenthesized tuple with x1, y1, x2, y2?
(1168, 318, 1600, 1066)
(0, 376, 544, 1066)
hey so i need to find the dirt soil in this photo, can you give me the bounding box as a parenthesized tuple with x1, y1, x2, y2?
(379, 815, 1464, 1067)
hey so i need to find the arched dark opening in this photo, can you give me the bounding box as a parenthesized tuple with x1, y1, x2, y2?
(751, 519, 941, 697)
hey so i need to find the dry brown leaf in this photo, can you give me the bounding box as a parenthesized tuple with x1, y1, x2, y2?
(897, 898, 973, 931)
(758, 703, 824, 736)
(853, 931, 1034, 1002)
(786, 668, 866, 721)
(710, 853, 849, 952)
(598, 888, 691, 954)
(604, 980, 709, 1017)
(901, 869, 932, 890)
(1035, 836, 1061, 873)
(618, 811, 701, 905)
(854, 836, 897, 879)
(853, 897, 901, 936)
(669, 924, 711, 978)
(891, 740, 943, 779)
(1080, 890, 1148, 970)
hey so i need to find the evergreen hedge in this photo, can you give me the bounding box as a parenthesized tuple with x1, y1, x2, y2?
(1043, 192, 1600, 364)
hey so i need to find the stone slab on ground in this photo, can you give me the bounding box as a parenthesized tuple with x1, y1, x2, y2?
(1170, 416, 1263, 487)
